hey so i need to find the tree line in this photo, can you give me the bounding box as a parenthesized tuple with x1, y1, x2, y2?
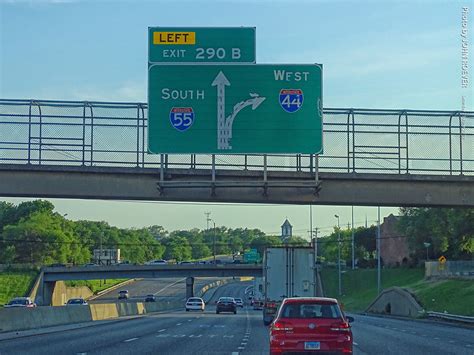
(0, 200, 307, 265)
(318, 207, 473, 266)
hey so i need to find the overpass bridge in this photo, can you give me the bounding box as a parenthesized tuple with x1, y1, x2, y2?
(0, 99, 472, 206)
(42, 264, 263, 282)
(37, 264, 263, 306)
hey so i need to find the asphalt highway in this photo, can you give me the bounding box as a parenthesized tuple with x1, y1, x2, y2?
(90, 277, 222, 303)
(350, 313, 474, 355)
(0, 282, 472, 354)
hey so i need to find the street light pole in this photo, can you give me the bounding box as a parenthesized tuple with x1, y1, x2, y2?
(351, 206, 355, 270)
(213, 221, 216, 264)
(423, 242, 431, 261)
(335, 214, 341, 296)
(377, 206, 381, 295)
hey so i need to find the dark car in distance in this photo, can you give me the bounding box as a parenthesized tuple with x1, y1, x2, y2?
(216, 297, 237, 314)
(144, 294, 156, 302)
(118, 290, 129, 300)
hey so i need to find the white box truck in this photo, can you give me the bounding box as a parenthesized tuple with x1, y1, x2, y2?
(263, 246, 317, 325)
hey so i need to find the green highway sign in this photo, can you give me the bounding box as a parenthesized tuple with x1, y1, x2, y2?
(148, 64, 323, 154)
(148, 27, 256, 63)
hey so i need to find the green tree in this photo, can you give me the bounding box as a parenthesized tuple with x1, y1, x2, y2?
(2, 211, 82, 264)
(163, 236, 192, 262)
(398, 207, 474, 261)
(249, 235, 281, 255)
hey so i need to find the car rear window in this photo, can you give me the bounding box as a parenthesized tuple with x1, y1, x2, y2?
(9, 299, 28, 305)
(188, 298, 202, 302)
(281, 302, 342, 319)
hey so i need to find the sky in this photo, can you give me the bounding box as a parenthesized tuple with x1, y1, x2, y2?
(0, 0, 472, 237)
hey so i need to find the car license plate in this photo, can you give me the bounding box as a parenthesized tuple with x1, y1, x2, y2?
(304, 342, 320, 350)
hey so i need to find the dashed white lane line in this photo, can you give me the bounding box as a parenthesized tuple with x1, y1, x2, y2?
(187, 319, 193, 322)
(77, 353, 87, 355)
(466, 344, 472, 347)
(176, 323, 182, 326)
(448, 340, 455, 343)
(158, 329, 166, 332)
(353, 342, 359, 346)
(123, 337, 139, 343)
(238, 347, 245, 350)
(232, 352, 239, 355)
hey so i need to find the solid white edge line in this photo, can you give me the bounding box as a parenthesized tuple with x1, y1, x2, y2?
(124, 337, 139, 343)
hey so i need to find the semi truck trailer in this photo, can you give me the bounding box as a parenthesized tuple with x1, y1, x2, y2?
(263, 246, 318, 325)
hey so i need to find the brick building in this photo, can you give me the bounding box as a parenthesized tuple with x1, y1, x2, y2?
(380, 214, 411, 267)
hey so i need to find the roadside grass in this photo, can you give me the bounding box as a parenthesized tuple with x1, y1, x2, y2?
(64, 279, 128, 294)
(321, 267, 424, 312)
(321, 267, 473, 316)
(0, 271, 38, 306)
(409, 279, 474, 316)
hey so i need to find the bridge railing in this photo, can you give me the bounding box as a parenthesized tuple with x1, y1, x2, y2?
(0, 99, 472, 175)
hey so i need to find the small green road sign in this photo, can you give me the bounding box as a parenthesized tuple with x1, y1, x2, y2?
(148, 64, 323, 154)
(244, 250, 261, 263)
(148, 27, 256, 63)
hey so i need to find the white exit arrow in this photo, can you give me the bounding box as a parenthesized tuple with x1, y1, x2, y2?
(212, 71, 265, 150)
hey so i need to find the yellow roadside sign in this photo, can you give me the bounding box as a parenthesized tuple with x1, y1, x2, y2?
(438, 255, 447, 264)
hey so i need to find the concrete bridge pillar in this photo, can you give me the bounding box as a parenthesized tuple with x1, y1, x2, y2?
(39, 280, 56, 306)
(186, 277, 194, 299)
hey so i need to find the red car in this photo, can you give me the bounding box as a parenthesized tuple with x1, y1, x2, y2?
(269, 297, 354, 354)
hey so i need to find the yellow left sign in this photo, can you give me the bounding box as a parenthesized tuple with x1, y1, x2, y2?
(153, 32, 196, 45)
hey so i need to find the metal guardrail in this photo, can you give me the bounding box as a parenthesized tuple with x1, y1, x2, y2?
(0, 99, 473, 175)
(426, 311, 474, 324)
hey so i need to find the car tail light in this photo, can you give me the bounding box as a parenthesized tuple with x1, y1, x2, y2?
(271, 321, 293, 332)
(330, 321, 351, 332)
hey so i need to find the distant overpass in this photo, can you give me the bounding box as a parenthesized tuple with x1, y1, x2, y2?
(42, 264, 263, 282)
(36, 264, 263, 306)
(0, 100, 472, 207)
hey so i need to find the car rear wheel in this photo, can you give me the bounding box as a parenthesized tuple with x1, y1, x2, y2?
(216, 310, 220, 314)
(234, 310, 237, 314)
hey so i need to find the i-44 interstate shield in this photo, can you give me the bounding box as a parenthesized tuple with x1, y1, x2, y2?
(148, 64, 323, 154)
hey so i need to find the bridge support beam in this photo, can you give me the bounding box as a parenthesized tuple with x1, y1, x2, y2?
(0, 165, 473, 207)
(39, 280, 56, 306)
(186, 277, 194, 299)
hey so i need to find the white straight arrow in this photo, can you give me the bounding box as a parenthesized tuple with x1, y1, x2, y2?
(212, 71, 231, 149)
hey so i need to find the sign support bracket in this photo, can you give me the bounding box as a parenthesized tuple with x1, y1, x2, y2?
(211, 154, 216, 196)
(263, 154, 268, 196)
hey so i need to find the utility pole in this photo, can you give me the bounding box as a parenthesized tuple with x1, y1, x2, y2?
(352, 205, 355, 270)
(310, 227, 319, 262)
(335, 214, 342, 296)
(377, 206, 381, 295)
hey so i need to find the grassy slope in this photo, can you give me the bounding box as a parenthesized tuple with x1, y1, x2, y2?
(321, 267, 474, 316)
(64, 279, 127, 294)
(0, 271, 38, 306)
(410, 279, 474, 316)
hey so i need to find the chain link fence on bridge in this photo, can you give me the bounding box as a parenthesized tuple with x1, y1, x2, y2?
(0, 99, 472, 175)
